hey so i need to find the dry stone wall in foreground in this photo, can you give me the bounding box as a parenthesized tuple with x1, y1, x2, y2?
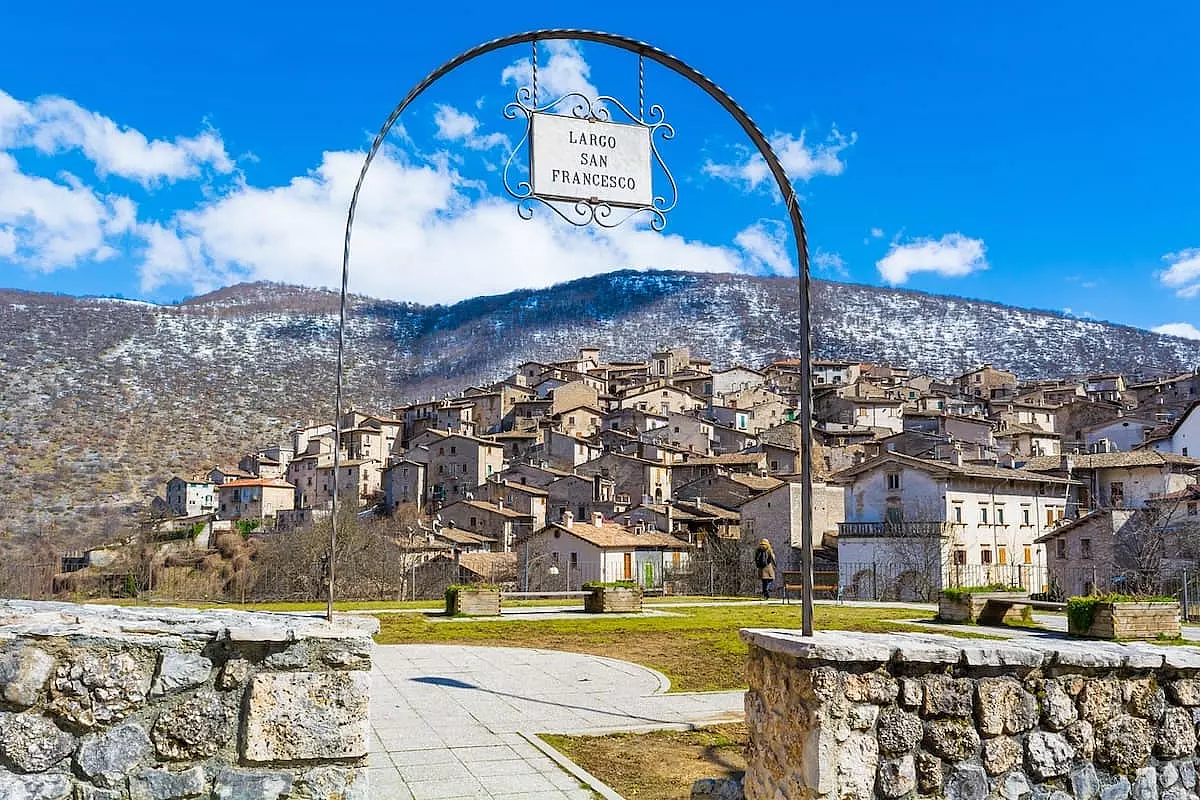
(741, 630, 1200, 800)
(0, 600, 375, 800)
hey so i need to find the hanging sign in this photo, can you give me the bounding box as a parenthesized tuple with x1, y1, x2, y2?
(530, 113, 652, 208)
(503, 90, 677, 230)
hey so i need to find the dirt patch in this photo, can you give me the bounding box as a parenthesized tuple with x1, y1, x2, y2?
(542, 724, 747, 800)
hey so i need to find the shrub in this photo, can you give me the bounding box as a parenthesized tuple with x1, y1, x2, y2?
(1066, 593, 1176, 632)
(940, 583, 1020, 602)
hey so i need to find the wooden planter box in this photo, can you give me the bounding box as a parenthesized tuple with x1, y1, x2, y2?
(584, 586, 642, 614)
(449, 589, 501, 617)
(937, 591, 1029, 624)
(1069, 601, 1180, 639)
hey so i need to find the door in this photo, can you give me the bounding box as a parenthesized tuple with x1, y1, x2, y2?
(623, 553, 633, 580)
(644, 561, 654, 587)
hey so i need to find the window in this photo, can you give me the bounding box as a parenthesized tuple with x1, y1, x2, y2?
(1190, 503, 1198, 517)
(1023, 546, 1032, 564)
(996, 507, 1005, 525)
(981, 547, 993, 565)
(952, 504, 963, 523)
(953, 549, 967, 565)
(1185, 447, 1190, 457)
(1081, 538, 1092, 560)
(1110, 482, 1125, 507)
(886, 473, 901, 491)
(1046, 508, 1056, 527)
(1056, 539, 1067, 559)
(980, 507, 989, 525)
(450, 446, 456, 454)
(570, 552, 578, 568)
(1022, 507, 1031, 526)
(998, 546, 1008, 565)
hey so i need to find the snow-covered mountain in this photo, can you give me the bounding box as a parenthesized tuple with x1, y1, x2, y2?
(2, 269, 1197, 545)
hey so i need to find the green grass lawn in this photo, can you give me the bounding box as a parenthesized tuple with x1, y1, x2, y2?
(85, 595, 762, 613)
(373, 603, 961, 692)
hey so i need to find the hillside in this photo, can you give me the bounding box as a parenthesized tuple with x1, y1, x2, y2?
(2, 270, 1198, 548)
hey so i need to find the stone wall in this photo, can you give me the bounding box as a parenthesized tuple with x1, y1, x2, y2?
(742, 629, 1200, 800)
(0, 600, 376, 800)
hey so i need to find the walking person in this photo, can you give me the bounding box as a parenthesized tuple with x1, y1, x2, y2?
(754, 538, 776, 600)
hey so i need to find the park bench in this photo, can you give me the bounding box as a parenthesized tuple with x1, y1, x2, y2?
(781, 570, 841, 603)
(943, 591, 1067, 625)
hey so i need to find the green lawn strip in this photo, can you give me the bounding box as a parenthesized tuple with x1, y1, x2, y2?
(373, 604, 989, 693)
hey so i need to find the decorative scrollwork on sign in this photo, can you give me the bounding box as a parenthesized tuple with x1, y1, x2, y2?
(503, 89, 677, 230)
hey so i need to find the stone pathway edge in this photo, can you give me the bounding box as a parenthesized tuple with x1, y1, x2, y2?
(522, 731, 627, 800)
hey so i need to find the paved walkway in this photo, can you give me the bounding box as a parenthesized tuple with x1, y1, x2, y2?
(369, 644, 744, 799)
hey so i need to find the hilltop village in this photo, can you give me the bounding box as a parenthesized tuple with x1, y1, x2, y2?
(84, 347, 1200, 600)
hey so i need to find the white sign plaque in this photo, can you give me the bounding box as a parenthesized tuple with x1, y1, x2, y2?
(530, 112, 652, 208)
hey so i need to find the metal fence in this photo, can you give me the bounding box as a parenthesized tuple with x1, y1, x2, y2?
(835, 562, 1050, 602)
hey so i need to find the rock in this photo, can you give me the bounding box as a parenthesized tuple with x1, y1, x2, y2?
(1169, 679, 1200, 706)
(944, 763, 989, 800)
(151, 691, 233, 760)
(915, 750, 942, 794)
(1026, 731, 1075, 780)
(212, 768, 294, 800)
(150, 651, 211, 697)
(835, 732, 879, 799)
(1102, 777, 1133, 800)
(242, 671, 369, 763)
(0, 712, 75, 773)
(1042, 679, 1079, 730)
(977, 677, 1039, 736)
(128, 766, 208, 800)
(843, 670, 898, 704)
(1132, 767, 1158, 800)
(1066, 719, 1096, 761)
(1179, 759, 1196, 789)
(810, 666, 842, 703)
(217, 659, 252, 691)
(1080, 677, 1124, 724)
(48, 652, 149, 730)
(983, 736, 1023, 776)
(924, 674, 974, 718)
(1161, 762, 1180, 790)
(0, 647, 55, 710)
(849, 703, 879, 730)
(263, 643, 310, 671)
(1096, 714, 1153, 774)
(1000, 771, 1031, 800)
(297, 766, 369, 800)
(925, 718, 981, 762)
(877, 755, 916, 799)
(900, 677, 923, 710)
(320, 648, 370, 671)
(691, 777, 744, 800)
(1162, 789, 1188, 800)
(1072, 763, 1101, 800)
(75, 722, 151, 788)
(1126, 678, 1167, 721)
(0, 768, 73, 800)
(877, 707, 923, 756)
(77, 786, 125, 800)
(1158, 708, 1197, 758)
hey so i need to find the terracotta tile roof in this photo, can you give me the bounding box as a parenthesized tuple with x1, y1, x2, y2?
(544, 521, 682, 549)
(1024, 451, 1200, 471)
(458, 552, 517, 579)
(728, 474, 785, 491)
(218, 478, 295, 489)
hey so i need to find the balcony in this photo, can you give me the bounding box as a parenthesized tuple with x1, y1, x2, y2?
(838, 521, 950, 539)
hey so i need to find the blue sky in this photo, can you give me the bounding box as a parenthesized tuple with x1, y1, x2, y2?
(1, 2, 1198, 338)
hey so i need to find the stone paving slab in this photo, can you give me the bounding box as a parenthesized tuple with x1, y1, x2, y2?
(370, 644, 744, 799)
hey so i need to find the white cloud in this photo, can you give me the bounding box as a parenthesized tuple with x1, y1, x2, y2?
(734, 220, 792, 276)
(876, 233, 988, 286)
(501, 41, 600, 104)
(139, 146, 757, 304)
(0, 89, 232, 187)
(0, 152, 136, 270)
(813, 249, 849, 278)
(870, 227, 884, 238)
(432, 105, 509, 152)
(1153, 322, 1200, 340)
(703, 126, 856, 191)
(1158, 249, 1200, 299)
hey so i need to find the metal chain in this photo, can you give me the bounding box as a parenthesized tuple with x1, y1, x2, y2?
(638, 53, 645, 121)
(531, 41, 538, 105)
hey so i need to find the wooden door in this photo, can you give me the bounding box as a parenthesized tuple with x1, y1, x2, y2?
(623, 553, 633, 580)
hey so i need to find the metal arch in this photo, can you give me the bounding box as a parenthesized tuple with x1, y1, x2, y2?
(332, 29, 816, 635)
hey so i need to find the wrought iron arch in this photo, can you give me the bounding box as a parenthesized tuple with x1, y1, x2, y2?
(331, 29, 816, 634)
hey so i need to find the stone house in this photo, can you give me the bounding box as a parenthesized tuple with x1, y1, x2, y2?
(550, 381, 601, 415)
(1081, 416, 1159, 453)
(989, 401, 1057, 434)
(547, 473, 620, 523)
(542, 429, 603, 471)
(1144, 401, 1200, 457)
(1034, 509, 1138, 596)
(674, 473, 783, 511)
(425, 434, 506, 507)
(437, 499, 535, 553)
(1024, 451, 1200, 511)
(619, 384, 705, 416)
(165, 476, 217, 518)
(482, 479, 548, 531)
(739, 481, 847, 569)
(952, 364, 1019, 399)
(576, 452, 672, 505)
(671, 453, 768, 487)
(711, 365, 766, 396)
(708, 420, 758, 454)
(383, 459, 426, 512)
(551, 405, 604, 439)
(516, 511, 688, 589)
(435, 401, 476, 437)
(902, 412, 995, 448)
(994, 423, 1061, 458)
(815, 391, 904, 435)
(216, 478, 296, 524)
